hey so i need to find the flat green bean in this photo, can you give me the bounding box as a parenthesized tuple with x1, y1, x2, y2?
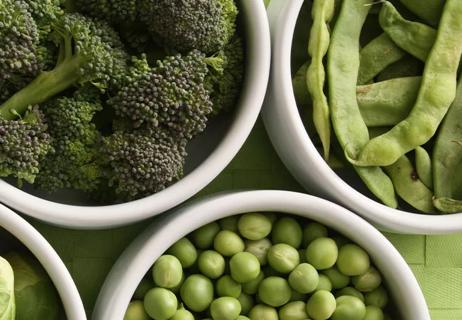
(328, 0, 397, 208)
(358, 33, 405, 85)
(379, 2, 436, 62)
(433, 197, 462, 214)
(357, 77, 421, 127)
(352, 0, 462, 167)
(377, 56, 422, 81)
(415, 147, 432, 189)
(384, 155, 435, 213)
(399, 0, 445, 26)
(306, 0, 335, 160)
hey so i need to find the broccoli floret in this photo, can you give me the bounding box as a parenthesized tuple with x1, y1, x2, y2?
(0, 108, 51, 184)
(102, 129, 185, 200)
(70, 0, 138, 23)
(110, 50, 214, 141)
(0, 13, 128, 121)
(35, 89, 103, 192)
(139, 0, 238, 53)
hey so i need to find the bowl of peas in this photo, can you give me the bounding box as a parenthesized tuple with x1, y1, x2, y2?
(262, 0, 462, 234)
(93, 190, 429, 320)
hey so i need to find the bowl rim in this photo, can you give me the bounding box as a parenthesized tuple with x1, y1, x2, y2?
(261, 0, 462, 234)
(92, 190, 430, 320)
(0, 204, 86, 320)
(0, 0, 271, 230)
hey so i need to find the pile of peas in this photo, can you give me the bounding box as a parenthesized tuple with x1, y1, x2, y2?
(124, 213, 392, 320)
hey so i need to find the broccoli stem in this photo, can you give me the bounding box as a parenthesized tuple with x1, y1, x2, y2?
(0, 55, 83, 120)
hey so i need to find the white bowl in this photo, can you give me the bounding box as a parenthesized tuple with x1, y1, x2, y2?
(0, 0, 271, 230)
(262, 0, 462, 234)
(0, 204, 86, 320)
(93, 190, 430, 320)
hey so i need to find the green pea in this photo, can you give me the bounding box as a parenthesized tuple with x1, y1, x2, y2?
(192, 222, 221, 249)
(180, 274, 214, 312)
(316, 274, 333, 291)
(167, 238, 198, 268)
(305, 237, 338, 270)
(133, 277, 154, 300)
(214, 230, 245, 256)
(219, 216, 239, 232)
(322, 267, 350, 289)
(365, 286, 388, 308)
(303, 222, 328, 247)
(245, 238, 272, 265)
(124, 300, 150, 320)
(170, 306, 194, 320)
(152, 255, 183, 288)
(143, 288, 177, 320)
(272, 217, 303, 248)
(331, 295, 366, 320)
(335, 287, 365, 302)
(237, 293, 254, 315)
(364, 306, 384, 320)
(306, 290, 336, 320)
(198, 250, 225, 279)
(210, 297, 241, 320)
(258, 276, 292, 307)
(242, 270, 264, 295)
(238, 213, 272, 240)
(249, 304, 278, 320)
(288, 263, 319, 294)
(216, 275, 242, 298)
(267, 243, 300, 273)
(352, 267, 382, 292)
(336, 244, 370, 276)
(230, 252, 261, 283)
(237, 316, 250, 320)
(279, 301, 309, 320)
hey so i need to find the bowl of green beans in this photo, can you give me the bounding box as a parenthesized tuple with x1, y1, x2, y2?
(263, 0, 462, 234)
(92, 191, 429, 320)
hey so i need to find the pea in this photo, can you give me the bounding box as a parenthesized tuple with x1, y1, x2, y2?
(237, 317, 250, 320)
(198, 250, 225, 279)
(143, 288, 177, 320)
(170, 307, 194, 320)
(331, 296, 366, 320)
(352, 267, 382, 292)
(337, 244, 370, 276)
(237, 293, 254, 315)
(303, 222, 328, 246)
(249, 304, 278, 320)
(278, 301, 308, 320)
(288, 263, 319, 294)
(305, 237, 338, 270)
(123, 300, 149, 320)
(216, 275, 242, 298)
(242, 270, 264, 295)
(272, 217, 303, 248)
(210, 297, 241, 320)
(238, 213, 272, 240)
(306, 290, 336, 320)
(258, 276, 292, 307)
(245, 238, 272, 265)
(152, 255, 183, 288)
(267, 243, 300, 273)
(364, 305, 384, 320)
(219, 216, 239, 232)
(167, 238, 198, 268)
(365, 286, 388, 308)
(230, 252, 261, 283)
(335, 287, 365, 302)
(316, 274, 333, 291)
(192, 222, 220, 249)
(323, 267, 350, 289)
(214, 230, 245, 256)
(180, 274, 214, 312)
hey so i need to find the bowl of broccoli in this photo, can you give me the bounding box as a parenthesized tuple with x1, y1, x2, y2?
(0, 0, 271, 228)
(0, 204, 86, 320)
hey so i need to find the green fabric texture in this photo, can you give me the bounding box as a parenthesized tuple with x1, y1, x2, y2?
(27, 119, 462, 318)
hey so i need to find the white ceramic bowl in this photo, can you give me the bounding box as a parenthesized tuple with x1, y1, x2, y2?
(0, 204, 86, 320)
(262, 0, 462, 234)
(93, 190, 430, 320)
(0, 0, 270, 230)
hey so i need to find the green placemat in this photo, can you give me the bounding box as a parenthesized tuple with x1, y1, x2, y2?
(28, 119, 462, 319)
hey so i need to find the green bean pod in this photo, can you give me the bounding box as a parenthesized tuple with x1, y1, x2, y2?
(328, 0, 397, 208)
(357, 33, 405, 85)
(384, 155, 435, 213)
(306, 0, 335, 160)
(357, 77, 421, 127)
(352, 0, 462, 167)
(399, 0, 445, 26)
(433, 197, 462, 214)
(415, 147, 432, 189)
(379, 2, 436, 62)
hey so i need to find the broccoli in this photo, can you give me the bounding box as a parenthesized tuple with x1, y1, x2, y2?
(70, 0, 138, 23)
(35, 89, 103, 192)
(139, 0, 238, 53)
(0, 13, 128, 121)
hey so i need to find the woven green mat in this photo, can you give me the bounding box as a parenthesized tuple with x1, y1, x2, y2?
(29, 119, 462, 319)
